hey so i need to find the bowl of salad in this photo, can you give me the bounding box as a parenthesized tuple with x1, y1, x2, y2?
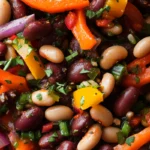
(0, 0, 150, 149)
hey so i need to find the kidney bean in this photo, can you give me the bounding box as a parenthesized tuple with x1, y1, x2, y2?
(23, 20, 52, 40)
(98, 144, 114, 150)
(39, 131, 64, 149)
(15, 106, 44, 131)
(113, 87, 140, 117)
(71, 112, 92, 136)
(10, 0, 26, 19)
(67, 59, 93, 83)
(52, 14, 68, 31)
(0, 42, 7, 56)
(57, 141, 76, 150)
(89, 0, 106, 11)
(45, 62, 67, 84)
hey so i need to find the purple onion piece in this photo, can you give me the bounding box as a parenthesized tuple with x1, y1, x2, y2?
(0, 132, 10, 149)
(0, 14, 35, 40)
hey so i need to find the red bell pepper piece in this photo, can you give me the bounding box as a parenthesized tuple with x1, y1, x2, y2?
(123, 54, 150, 87)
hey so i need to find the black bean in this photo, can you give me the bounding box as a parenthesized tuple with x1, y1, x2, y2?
(71, 112, 92, 136)
(113, 87, 140, 117)
(57, 141, 76, 150)
(45, 62, 67, 84)
(0, 42, 7, 56)
(39, 131, 64, 149)
(98, 144, 114, 150)
(67, 59, 93, 83)
(89, 0, 106, 11)
(15, 107, 44, 131)
(23, 20, 52, 40)
(10, 0, 27, 19)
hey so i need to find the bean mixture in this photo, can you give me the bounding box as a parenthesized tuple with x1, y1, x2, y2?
(0, 0, 150, 150)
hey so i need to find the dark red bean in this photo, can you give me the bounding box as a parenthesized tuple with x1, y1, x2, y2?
(89, 0, 106, 11)
(113, 87, 140, 117)
(15, 107, 44, 131)
(98, 144, 114, 150)
(39, 131, 64, 149)
(67, 59, 93, 83)
(57, 141, 76, 150)
(10, 0, 27, 19)
(71, 112, 92, 136)
(45, 62, 67, 84)
(70, 38, 82, 55)
(23, 20, 52, 40)
(0, 42, 7, 56)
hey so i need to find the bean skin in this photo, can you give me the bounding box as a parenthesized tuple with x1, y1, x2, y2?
(67, 59, 93, 83)
(89, 0, 106, 11)
(57, 141, 76, 150)
(39, 131, 64, 149)
(10, 0, 27, 19)
(71, 112, 92, 136)
(98, 144, 114, 150)
(15, 107, 44, 131)
(0, 42, 7, 56)
(23, 20, 52, 40)
(113, 87, 140, 117)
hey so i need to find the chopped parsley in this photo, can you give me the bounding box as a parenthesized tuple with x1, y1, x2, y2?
(34, 56, 39, 61)
(135, 76, 140, 83)
(80, 69, 90, 74)
(125, 136, 135, 146)
(45, 69, 53, 77)
(48, 132, 58, 142)
(36, 93, 42, 101)
(86, 6, 110, 19)
(5, 80, 12, 84)
(80, 96, 85, 107)
(13, 142, 19, 148)
(65, 51, 78, 62)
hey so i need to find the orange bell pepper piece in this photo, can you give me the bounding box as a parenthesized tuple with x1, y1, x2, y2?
(73, 87, 103, 110)
(102, 0, 128, 20)
(0, 85, 10, 94)
(72, 9, 97, 50)
(114, 126, 150, 150)
(0, 69, 29, 92)
(21, 0, 89, 13)
(124, 2, 144, 32)
(122, 54, 150, 88)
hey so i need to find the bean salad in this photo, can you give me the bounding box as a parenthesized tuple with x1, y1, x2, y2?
(0, 0, 150, 150)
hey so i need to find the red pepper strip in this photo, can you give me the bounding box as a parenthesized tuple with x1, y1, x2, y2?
(0, 69, 29, 92)
(96, 19, 112, 28)
(42, 122, 53, 133)
(21, 0, 89, 13)
(0, 85, 10, 94)
(65, 11, 77, 30)
(124, 2, 144, 32)
(72, 9, 97, 50)
(123, 54, 150, 87)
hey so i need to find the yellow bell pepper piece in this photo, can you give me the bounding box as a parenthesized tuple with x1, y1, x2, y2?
(12, 38, 45, 79)
(73, 87, 103, 110)
(103, 0, 128, 19)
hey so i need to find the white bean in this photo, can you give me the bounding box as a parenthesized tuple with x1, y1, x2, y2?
(5, 45, 17, 60)
(39, 45, 64, 63)
(102, 127, 120, 143)
(90, 104, 113, 127)
(45, 105, 73, 121)
(133, 36, 150, 58)
(0, 0, 11, 25)
(32, 89, 57, 106)
(77, 124, 102, 150)
(100, 46, 128, 70)
(100, 73, 115, 98)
